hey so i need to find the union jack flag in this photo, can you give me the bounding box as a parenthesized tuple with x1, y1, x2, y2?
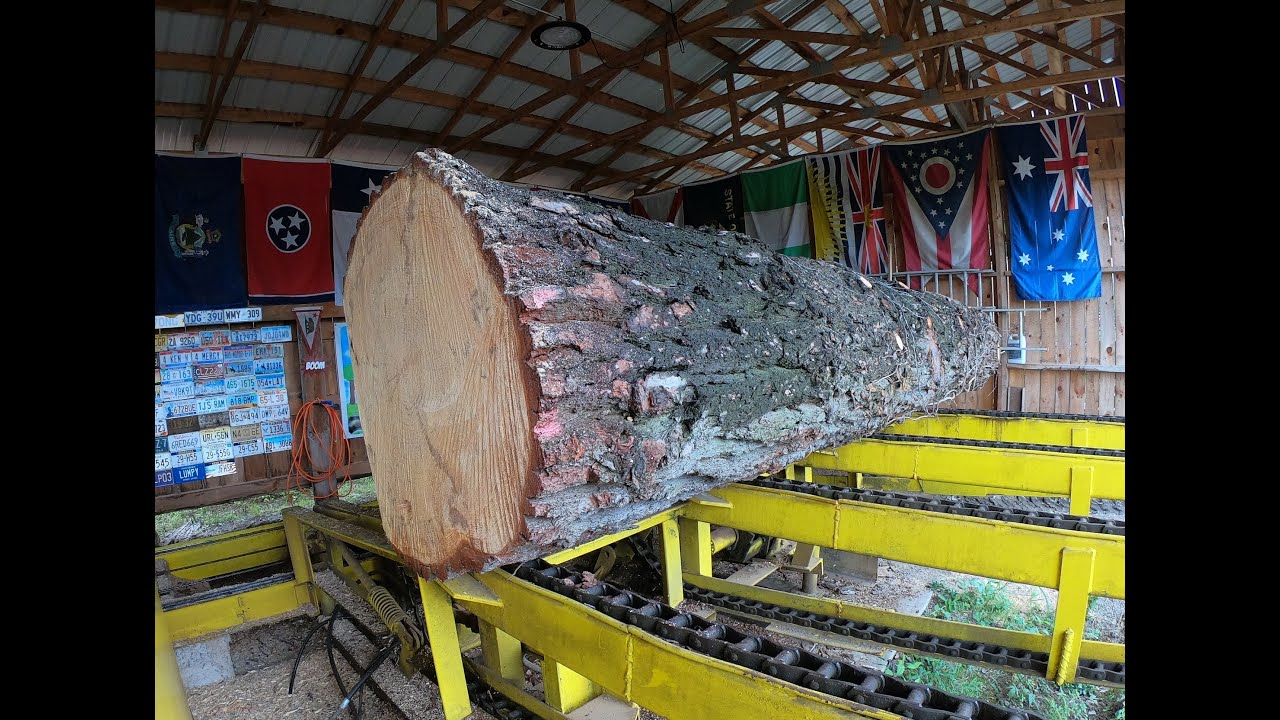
(1041, 117, 1093, 212)
(806, 146, 887, 274)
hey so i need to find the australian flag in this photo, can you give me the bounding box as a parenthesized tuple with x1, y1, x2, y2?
(996, 116, 1102, 301)
(154, 154, 247, 313)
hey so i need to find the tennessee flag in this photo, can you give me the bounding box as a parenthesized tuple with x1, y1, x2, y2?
(243, 156, 334, 304)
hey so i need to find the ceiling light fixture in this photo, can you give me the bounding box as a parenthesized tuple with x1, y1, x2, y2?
(531, 20, 592, 50)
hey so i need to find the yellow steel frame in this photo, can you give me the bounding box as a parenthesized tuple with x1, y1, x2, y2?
(883, 414, 1124, 451)
(801, 438, 1125, 509)
(163, 580, 309, 642)
(157, 523, 289, 580)
(156, 582, 193, 720)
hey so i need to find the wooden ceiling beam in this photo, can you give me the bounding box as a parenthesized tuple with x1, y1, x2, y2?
(583, 63, 1124, 191)
(197, 0, 265, 150)
(706, 26, 875, 46)
(315, 0, 404, 157)
(940, 0, 1109, 70)
(201, 0, 240, 144)
(318, 0, 507, 156)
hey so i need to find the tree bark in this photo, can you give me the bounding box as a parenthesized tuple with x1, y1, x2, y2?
(344, 150, 1000, 580)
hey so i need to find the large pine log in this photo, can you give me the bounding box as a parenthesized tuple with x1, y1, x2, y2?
(344, 150, 999, 580)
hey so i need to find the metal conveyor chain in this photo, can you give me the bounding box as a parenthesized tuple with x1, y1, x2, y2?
(682, 584, 1124, 687)
(745, 478, 1126, 536)
(516, 561, 1046, 720)
(928, 409, 1125, 424)
(865, 433, 1126, 458)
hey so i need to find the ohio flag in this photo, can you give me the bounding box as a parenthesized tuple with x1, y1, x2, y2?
(883, 130, 992, 292)
(996, 116, 1102, 301)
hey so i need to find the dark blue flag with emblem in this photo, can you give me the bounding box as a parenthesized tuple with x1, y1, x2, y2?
(331, 161, 396, 306)
(154, 154, 247, 313)
(996, 116, 1102, 301)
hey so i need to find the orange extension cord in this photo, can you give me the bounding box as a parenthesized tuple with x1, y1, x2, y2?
(287, 399, 354, 502)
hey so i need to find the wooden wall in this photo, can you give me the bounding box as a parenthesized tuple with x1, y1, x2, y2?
(155, 304, 370, 513)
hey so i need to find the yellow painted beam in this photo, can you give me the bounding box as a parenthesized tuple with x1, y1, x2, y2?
(442, 573, 504, 607)
(544, 657, 599, 713)
(678, 518, 712, 577)
(683, 573, 1123, 666)
(466, 659, 572, 720)
(163, 581, 309, 642)
(480, 620, 525, 683)
(156, 583, 193, 720)
(544, 509, 678, 565)
(156, 523, 287, 580)
(419, 577, 473, 720)
(685, 485, 1124, 598)
(884, 414, 1124, 450)
(461, 570, 900, 720)
(659, 519, 684, 606)
(1049, 548, 1095, 684)
(803, 439, 1124, 500)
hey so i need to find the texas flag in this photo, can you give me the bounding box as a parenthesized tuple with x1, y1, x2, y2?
(331, 161, 397, 306)
(243, 156, 334, 304)
(883, 130, 992, 293)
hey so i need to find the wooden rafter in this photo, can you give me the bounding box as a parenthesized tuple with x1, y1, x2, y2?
(499, 94, 592, 181)
(434, 0, 561, 145)
(941, 0, 1110, 70)
(584, 63, 1124, 191)
(314, 0, 404, 157)
(196, 0, 265, 149)
(317, 0, 508, 156)
(201, 0, 240, 141)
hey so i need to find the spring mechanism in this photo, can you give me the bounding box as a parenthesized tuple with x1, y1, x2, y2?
(368, 585, 408, 628)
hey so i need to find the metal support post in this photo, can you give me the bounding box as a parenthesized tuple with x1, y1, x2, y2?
(417, 577, 473, 720)
(659, 519, 684, 606)
(543, 657, 599, 713)
(479, 620, 524, 684)
(282, 512, 320, 609)
(1047, 547, 1095, 684)
(677, 517, 712, 577)
(155, 582, 193, 720)
(1069, 466, 1094, 517)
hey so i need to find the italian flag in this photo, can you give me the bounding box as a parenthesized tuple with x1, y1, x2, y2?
(741, 160, 813, 257)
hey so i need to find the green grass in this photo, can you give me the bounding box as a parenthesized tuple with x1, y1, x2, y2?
(884, 578, 1125, 720)
(155, 476, 380, 543)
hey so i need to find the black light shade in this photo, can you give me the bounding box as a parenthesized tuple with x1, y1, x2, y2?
(531, 20, 591, 50)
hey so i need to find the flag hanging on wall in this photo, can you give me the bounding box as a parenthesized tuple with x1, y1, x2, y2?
(883, 130, 992, 292)
(996, 116, 1102, 302)
(331, 161, 396, 306)
(154, 154, 247, 314)
(243, 156, 334, 305)
(805, 148, 888, 272)
(630, 187, 685, 225)
(741, 161, 812, 257)
(683, 175, 745, 232)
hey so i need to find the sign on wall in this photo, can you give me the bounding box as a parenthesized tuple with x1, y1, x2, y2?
(334, 322, 362, 439)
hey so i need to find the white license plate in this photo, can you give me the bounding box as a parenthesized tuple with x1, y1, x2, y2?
(201, 330, 231, 347)
(225, 361, 254, 377)
(254, 358, 285, 375)
(167, 332, 201, 350)
(155, 314, 185, 329)
(254, 344, 286, 360)
(225, 376, 256, 393)
(233, 439, 265, 457)
(264, 434, 293, 453)
(196, 379, 225, 396)
(226, 392, 258, 409)
(195, 396, 230, 414)
(167, 431, 202, 453)
(194, 348, 225, 364)
(255, 373, 286, 390)
(257, 389, 289, 407)
(160, 366, 193, 384)
(230, 407, 261, 426)
(155, 452, 171, 471)
(167, 400, 199, 418)
(202, 442, 234, 462)
(260, 420, 291, 436)
(200, 426, 232, 444)
(259, 405, 290, 421)
(159, 350, 194, 367)
(231, 424, 262, 442)
(223, 307, 263, 323)
(170, 449, 204, 467)
(258, 326, 293, 343)
(159, 382, 195, 402)
(184, 309, 225, 326)
(205, 460, 238, 477)
(229, 329, 259, 344)
(223, 345, 255, 361)
(155, 420, 169, 437)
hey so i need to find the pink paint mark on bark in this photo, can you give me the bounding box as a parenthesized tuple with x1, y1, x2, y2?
(533, 409, 563, 440)
(670, 301, 694, 319)
(610, 379, 630, 400)
(614, 359, 633, 374)
(520, 287, 564, 310)
(569, 272, 624, 304)
(540, 465, 590, 494)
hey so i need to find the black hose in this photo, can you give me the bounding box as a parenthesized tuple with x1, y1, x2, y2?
(288, 615, 330, 694)
(326, 639, 401, 720)
(324, 609, 361, 719)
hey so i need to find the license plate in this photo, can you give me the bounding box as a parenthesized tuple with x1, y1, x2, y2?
(160, 366, 193, 384)
(195, 396, 230, 414)
(223, 307, 263, 323)
(155, 468, 174, 486)
(155, 452, 171, 471)
(225, 361, 254, 377)
(259, 404, 290, 421)
(202, 442, 234, 462)
(230, 407, 261, 426)
(155, 420, 168, 437)
(155, 314, 185, 329)
(159, 350, 195, 367)
(184, 309, 225, 326)
(167, 400, 199, 418)
(255, 344, 286, 360)
(200, 426, 232, 444)
(258, 326, 293, 343)
(194, 364, 226, 381)
(264, 434, 293, 453)
(167, 332, 201, 350)
(232, 424, 262, 442)
(257, 389, 289, 407)
(225, 376, 256, 393)
(171, 449, 203, 467)
(194, 348, 225, 364)
(205, 460, 237, 477)
(226, 392, 258, 409)
(260, 420, 290, 436)
(195, 379, 226, 396)
(229, 329, 259, 344)
(154, 436, 169, 453)
(200, 330, 231, 347)
(167, 431, 202, 454)
(223, 345, 255, 362)
(159, 382, 195, 402)
(255, 373, 286, 390)
(154, 384, 160, 401)
(198, 411, 230, 429)
(233, 439, 265, 457)
(173, 464, 206, 484)
(254, 358, 285, 375)
(154, 335, 169, 353)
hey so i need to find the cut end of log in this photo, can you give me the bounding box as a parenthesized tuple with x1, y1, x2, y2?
(346, 150, 1000, 580)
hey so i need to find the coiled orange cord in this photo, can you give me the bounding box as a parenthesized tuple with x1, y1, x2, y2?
(287, 399, 354, 502)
